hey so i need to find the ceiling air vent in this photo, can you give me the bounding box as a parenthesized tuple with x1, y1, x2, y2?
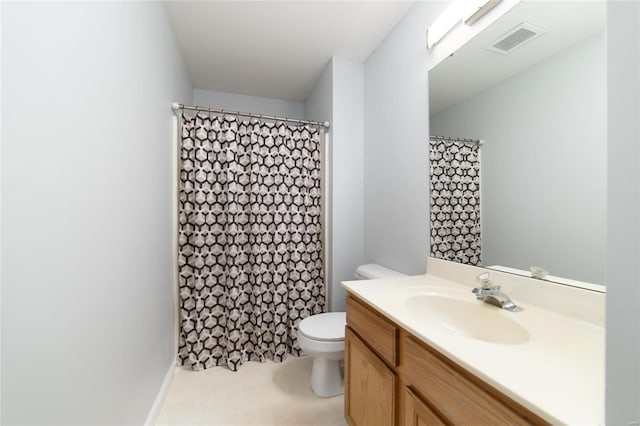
(485, 23, 546, 54)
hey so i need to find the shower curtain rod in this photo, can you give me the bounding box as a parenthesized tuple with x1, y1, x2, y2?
(431, 135, 483, 146)
(171, 102, 330, 129)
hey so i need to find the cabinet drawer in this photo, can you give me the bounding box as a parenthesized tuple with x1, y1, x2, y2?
(403, 335, 545, 425)
(346, 295, 398, 366)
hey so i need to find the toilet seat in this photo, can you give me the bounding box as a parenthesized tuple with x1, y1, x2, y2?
(299, 312, 346, 342)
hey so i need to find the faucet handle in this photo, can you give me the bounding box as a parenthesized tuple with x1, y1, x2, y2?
(476, 272, 494, 289)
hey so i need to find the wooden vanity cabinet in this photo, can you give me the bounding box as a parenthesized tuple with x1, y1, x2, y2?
(344, 294, 549, 426)
(344, 296, 398, 426)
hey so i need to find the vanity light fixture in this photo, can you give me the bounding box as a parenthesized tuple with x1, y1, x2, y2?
(428, 0, 503, 49)
(427, 1, 464, 49)
(461, 0, 503, 25)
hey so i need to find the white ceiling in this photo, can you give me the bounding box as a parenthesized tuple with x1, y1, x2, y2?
(164, 1, 416, 102)
(429, 0, 606, 115)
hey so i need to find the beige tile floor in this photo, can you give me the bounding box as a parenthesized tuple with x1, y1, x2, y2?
(155, 356, 347, 426)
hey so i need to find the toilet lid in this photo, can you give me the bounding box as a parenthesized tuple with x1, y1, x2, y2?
(298, 312, 346, 342)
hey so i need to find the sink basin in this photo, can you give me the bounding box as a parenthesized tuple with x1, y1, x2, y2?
(405, 292, 530, 345)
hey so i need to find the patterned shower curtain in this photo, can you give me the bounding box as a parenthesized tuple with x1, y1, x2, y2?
(178, 113, 325, 371)
(429, 137, 482, 266)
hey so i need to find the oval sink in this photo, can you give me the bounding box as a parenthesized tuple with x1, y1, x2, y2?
(405, 294, 530, 345)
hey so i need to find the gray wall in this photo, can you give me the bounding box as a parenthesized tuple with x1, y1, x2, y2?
(328, 57, 364, 311)
(1, 2, 192, 424)
(304, 60, 335, 309)
(305, 57, 364, 312)
(606, 1, 640, 423)
(193, 88, 304, 119)
(430, 34, 606, 284)
(363, 2, 448, 275)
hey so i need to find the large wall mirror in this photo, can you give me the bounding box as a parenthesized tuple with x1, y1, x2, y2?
(429, 1, 606, 288)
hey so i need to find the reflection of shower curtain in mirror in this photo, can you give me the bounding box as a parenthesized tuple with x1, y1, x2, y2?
(429, 137, 481, 265)
(177, 113, 325, 371)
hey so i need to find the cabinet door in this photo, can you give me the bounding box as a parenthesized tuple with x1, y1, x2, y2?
(345, 327, 396, 426)
(404, 387, 447, 426)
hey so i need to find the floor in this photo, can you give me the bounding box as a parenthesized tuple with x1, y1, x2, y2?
(155, 356, 347, 426)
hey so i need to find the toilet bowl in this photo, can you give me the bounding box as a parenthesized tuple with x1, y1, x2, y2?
(297, 263, 407, 397)
(298, 312, 346, 397)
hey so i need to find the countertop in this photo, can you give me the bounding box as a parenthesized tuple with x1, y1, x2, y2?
(342, 273, 604, 425)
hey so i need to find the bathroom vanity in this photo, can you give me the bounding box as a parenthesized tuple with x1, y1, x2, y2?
(342, 258, 605, 425)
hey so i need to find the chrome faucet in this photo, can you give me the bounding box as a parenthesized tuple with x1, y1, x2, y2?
(472, 273, 523, 312)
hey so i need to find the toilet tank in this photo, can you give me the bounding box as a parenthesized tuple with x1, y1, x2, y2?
(354, 263, 407, 280)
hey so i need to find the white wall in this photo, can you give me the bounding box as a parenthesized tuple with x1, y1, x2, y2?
(304, 57, 364, 312)
(430, 34, 606, 284)
(363, 2, 448, 275)
(606, 1, 640, 423)
(1, 2, 192, 424)
(193, 88, 304, 119)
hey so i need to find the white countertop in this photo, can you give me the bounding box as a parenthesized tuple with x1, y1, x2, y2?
(342, 273, 605, 425)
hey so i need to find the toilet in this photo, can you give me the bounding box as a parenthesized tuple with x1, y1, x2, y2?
(297, 263, 407, 397)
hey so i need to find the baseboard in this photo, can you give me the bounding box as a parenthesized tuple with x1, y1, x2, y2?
(144, 361, 176, 426)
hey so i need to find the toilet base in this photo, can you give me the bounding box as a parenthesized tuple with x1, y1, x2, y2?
(310, 357, 344, 397)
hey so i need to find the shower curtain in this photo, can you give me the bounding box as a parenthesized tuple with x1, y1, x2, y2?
(429, 136, 482, 266)
(177, 113, 325, 371)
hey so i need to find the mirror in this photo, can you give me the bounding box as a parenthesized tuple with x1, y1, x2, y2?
(428, 1, 606, 288)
